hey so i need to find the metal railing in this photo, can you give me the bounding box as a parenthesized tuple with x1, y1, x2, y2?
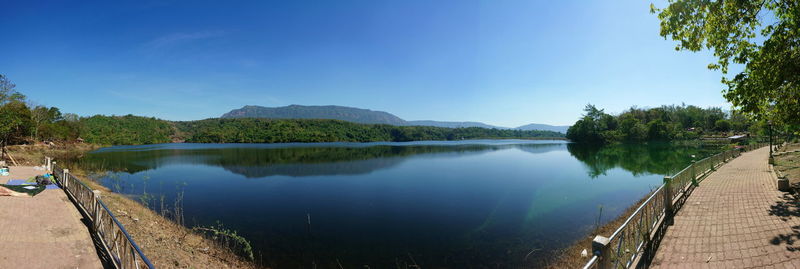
(51, 161, 155, 269)
(582, 143, 767, 269)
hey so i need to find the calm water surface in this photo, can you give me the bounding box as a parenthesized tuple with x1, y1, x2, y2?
(78, 140, 718, 268)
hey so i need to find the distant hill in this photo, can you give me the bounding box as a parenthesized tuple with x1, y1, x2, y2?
(515, 123, 570, 134)
(407, 120, 503, 129)
(221, 105, 406, 125)
(221, 105, 569, 133)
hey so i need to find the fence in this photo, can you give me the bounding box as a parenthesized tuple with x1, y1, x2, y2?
(50, 160, 155, 269)
(582, 143, 768, 269)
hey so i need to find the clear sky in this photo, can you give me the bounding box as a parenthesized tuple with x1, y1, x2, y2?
(1, 0, 733, 127)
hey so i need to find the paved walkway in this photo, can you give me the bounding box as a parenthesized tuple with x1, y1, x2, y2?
(0, 166, 105, 269)
(651, 147, 800, 268)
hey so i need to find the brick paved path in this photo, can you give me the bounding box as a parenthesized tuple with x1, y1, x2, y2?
(651, 147, 800, 268)
(0, 166, 104, 269)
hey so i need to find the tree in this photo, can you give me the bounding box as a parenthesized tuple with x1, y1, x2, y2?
(619, 116, 647, 142)
(31, 106, 64, 141)
(715, 119, 732, 132)
(31, 106, 49, 140)
(728, 111, 751, 132)
(0, 101, 32, 157)
(0, 75, 26, 105)
(647, 119, 670, 140)
(652, 1, 800, 127)
(566, 104, 607, 143)
(583, 104, 605, 121)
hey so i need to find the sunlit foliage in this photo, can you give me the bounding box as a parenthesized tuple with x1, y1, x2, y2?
(566, 104, 755, 144)
(652, 0, 800, 129)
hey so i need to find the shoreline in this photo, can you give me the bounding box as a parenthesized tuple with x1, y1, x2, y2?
(72, 170, 260, 269)
(96, 137, 569, 148)
(545, 195, 651, 268)
(8, 144, 261, 269)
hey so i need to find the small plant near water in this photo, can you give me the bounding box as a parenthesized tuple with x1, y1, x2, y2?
(593, 205, 604, 233)
(192, 221, 255, 261)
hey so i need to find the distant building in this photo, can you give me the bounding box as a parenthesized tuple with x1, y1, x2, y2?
(728, 134, 747, 143)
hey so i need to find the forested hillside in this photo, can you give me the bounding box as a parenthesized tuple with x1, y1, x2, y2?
(80, 115, 175, 145)
(221, 104, 572, 133)
(176, 118, 564, 143)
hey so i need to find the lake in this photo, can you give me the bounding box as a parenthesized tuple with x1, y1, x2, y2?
(76, 140, 718, 268)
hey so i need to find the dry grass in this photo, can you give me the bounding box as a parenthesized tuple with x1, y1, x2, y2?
(5, 142, 100, 166)
(544, 195, 651, 268)
(775, 143, 800, 186)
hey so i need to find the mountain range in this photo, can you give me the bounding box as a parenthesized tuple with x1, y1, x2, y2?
(221, 105, 570, 133)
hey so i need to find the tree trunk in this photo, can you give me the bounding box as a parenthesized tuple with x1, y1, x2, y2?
(1, 139, 6, 162)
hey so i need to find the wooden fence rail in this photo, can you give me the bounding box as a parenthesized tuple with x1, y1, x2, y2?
(51, 161, 155, 269)
(582, 143, 767, 269)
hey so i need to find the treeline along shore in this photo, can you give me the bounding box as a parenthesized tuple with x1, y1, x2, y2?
(86, 116, 565, 145)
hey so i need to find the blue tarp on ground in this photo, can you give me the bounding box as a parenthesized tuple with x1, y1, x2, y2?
(5, 179, 60, 190)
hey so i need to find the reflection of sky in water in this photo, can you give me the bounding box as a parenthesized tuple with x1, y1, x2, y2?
(84, 141, 715, 268)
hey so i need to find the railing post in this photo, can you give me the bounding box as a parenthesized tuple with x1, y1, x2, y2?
(690, 161, 698, 187)
(93, 191, 101, 230)
(592, 235, 611, 269)
(63, 169, 70, 189)
(45, 157, 51, 171)
(709, 156, 714, 172)
(663, 176, 674, 225)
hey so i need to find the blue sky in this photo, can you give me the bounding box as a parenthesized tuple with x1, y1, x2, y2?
(1, 0, 733, 127)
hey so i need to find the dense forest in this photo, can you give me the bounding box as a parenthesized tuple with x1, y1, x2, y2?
(566, 104, 768, 144)
(177, 118, 563, 144)
(0, 75, 563, 146)
(58, 116, 564, 145)
(81, 115, 175, 145)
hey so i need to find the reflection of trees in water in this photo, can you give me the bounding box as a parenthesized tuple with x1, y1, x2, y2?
(513, 142, 568, 155)
(220, 158, 405, 177)
(567, 142, 717, 178)
(77, 143, 567, 178)
(73, 141, 706, 179)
